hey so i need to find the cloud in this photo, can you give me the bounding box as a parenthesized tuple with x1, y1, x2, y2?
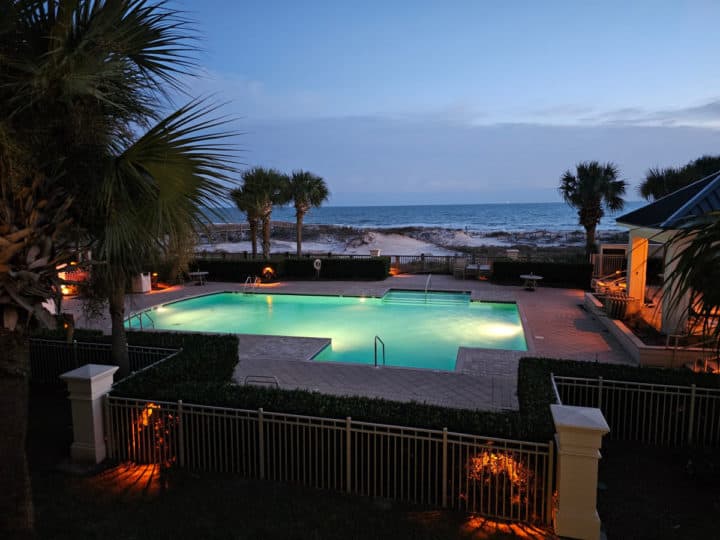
(236, 116, 720, 205)
(581, 99, 720, 128)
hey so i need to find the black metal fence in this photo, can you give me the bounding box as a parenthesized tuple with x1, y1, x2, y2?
(29, 338, 180, 385)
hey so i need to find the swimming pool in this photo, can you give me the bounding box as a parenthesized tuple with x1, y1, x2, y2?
(127, 291, 527, 371)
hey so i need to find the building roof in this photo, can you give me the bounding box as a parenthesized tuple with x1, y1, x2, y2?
(616, 171, 720, 229)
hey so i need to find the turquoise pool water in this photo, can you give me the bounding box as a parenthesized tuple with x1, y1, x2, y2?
(127, 291, 526, 371)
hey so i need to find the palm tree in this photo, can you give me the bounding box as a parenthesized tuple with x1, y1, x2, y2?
(239, 167, 289, 258)
(639, 155, 720, 201)
(559, 161, 626, 256)
(286, 170, 330, 256)
(1, 2, 236, 533)
(90, 101, 235, 376)
(230, 185, 262, 257)
(663, 211, 720, 350)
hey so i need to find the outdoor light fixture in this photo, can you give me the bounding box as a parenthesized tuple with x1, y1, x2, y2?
(262, 266, 275, 282)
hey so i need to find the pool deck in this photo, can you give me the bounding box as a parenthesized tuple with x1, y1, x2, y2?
(64, 274, 633, 412)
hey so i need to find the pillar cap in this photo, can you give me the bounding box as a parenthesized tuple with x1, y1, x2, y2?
(551, 404, 610, 434)
(60, 364, 119, 382)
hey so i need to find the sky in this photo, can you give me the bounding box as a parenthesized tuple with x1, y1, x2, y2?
(171, 0, 720, 205)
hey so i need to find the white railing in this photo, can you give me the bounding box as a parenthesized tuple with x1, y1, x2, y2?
(590, 253, 627, 278)
(553, 375, 720, 447)
(105, 396, 554, 525)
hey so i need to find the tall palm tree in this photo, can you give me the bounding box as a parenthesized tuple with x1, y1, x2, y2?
(559, 161, 626, 256)
(1, 2, 236, 534)
(240, 167, 289, 258)
(230, 185, 262, 257)
(286, 170, 329, 256)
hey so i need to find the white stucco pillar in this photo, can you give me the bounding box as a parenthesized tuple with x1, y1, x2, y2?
(551, 404, 610, 540)
(60, 364, 119, 464)
(626, 231, 648, 311)
(662, 234, 692, 335)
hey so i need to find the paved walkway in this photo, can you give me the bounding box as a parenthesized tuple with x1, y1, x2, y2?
(64, 274, 634, 412)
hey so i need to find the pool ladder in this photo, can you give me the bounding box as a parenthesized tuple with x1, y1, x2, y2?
(128, 311, 154, 330)
(243, 275, 261, 292)
(424, 274, 432, 302)
(374, 335, 386, 367)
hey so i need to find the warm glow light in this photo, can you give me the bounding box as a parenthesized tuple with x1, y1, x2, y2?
(155, 306, 166, 313)
(152, 272, 158, 277)
(266, 295, 273, 307)
(137, 402, 159, 428)
(479, 323, 521, 338)
(262, 266, 274, 275)
(467, 451, 533, 507)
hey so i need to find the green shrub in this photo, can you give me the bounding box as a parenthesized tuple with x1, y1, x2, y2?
(492, 261, 594, 289)
(192, 257, 390, 281)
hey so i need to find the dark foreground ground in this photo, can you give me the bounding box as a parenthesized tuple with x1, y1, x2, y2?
(28, 387, 719, 539)
(597, 441, 720, 540)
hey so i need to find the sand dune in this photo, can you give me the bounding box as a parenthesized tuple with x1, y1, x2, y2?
(197, 225, 627, 256)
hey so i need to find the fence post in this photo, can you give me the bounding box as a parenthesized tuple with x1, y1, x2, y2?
(597, 376, 603, 409)
(441, 428, 448, 508)
(258, 408, 265, 479)
(687, 384, 696, 445)
(551, 404, 609, 540)
(346, 417, 352, 493)
(103, 394, 113, 460)
(546, 438, 555, 525)
(177, 400, 185, 468)
(72, 339, 78, 368)
(60, 364, 119, 463)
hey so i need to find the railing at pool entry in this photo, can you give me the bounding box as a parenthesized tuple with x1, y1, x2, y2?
(104, 396, 555, 525)
(243, 275, 261, 292)
(126, 310, 155, 330)
(374, 335, 386, 367)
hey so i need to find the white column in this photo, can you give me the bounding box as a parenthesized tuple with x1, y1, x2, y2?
(626, 231, 648, 312)
(60, 364, 119, 464)
(551, 404, 610, 540)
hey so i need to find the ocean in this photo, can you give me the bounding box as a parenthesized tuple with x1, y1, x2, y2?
(214, 201, 644, 233)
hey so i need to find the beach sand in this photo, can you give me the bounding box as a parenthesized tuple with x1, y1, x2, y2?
(198, 223, 628, 257)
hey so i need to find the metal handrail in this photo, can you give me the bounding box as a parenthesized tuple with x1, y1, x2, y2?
(127, 311, 154, 330)
(243, 275, 262, 292)
(374, 335, 386, 367)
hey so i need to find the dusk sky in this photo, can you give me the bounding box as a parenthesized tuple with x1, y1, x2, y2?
(173, 0, 720, 205)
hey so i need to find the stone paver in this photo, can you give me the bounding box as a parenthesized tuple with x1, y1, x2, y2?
(65, 273, 635, 412)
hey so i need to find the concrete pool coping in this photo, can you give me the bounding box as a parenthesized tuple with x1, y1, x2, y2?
(65, 274, 635, 412)
(124, 288, 531, 375)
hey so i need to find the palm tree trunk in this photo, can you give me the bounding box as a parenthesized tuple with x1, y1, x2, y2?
(585, 225, 598, 257)
(108, 279, 130, 378)
(249, 219, 258, 258)
(0, 330, 34, 539)
(296, 212, 305, 257)
(262, 216, 271, 259)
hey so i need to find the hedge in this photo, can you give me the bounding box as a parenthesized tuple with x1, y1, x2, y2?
(492, 261, 594, 289)
(192, 257, 390, 281)
(110, 333, 544, 441)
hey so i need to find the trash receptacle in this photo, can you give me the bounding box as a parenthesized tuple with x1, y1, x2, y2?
(131, 272, 151, 293)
